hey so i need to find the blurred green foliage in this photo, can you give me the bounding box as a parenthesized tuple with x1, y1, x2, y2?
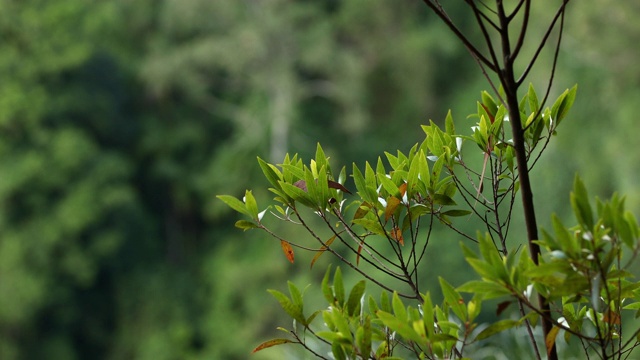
(0, 0, 637, 359)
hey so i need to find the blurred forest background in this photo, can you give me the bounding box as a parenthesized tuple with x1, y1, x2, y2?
(0, 0, 638, 359)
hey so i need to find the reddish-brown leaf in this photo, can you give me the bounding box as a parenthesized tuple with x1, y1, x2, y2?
(293, 179, 352, 195)
(356, 242, 363, 266)
(384, 196, 401, 222)
(310, 235, 336, 269)
(603, 310, 621, 325)
(281, 240, 295, 263)
(481, 103, 495, 124)
(328, 180, 352, 194)
(252, 338, 294, 353)
(390, 227, 404, 245)
(496, 301, 512, 316)
(293, 180, 307, 192)
(398, 182, 408, 197)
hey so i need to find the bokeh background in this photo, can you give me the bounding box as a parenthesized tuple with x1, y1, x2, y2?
(0, 0, 638, 359)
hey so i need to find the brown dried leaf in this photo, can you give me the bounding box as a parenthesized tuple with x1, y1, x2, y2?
(280, 240, 295, 263)
(390, 227, 404, 246)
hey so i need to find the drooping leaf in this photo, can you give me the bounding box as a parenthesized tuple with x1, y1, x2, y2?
(390, 227, 404, 245)
(234, 220, 259, 231)
(310, 235, 337, 269)
(328, 180, 351, 194)
(475, 319, 520, 340)
(545, 326, 561, 356)
(252, 338, 295, 353)
(384, 196, 402, 222)
(280, 240, 295, 263)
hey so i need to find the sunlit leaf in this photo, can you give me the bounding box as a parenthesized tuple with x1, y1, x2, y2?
(244, 190, 259, 220)
(216, 195, 251, 217)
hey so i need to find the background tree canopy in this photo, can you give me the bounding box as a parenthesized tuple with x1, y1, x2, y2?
(0, 1, 637, 359)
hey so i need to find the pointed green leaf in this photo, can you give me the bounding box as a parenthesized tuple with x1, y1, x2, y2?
(322, 265, 335, 304)
(475, 319, 520, 340)
(216, 195, 251, 217)
(267, 289, 304, 324)
(257, 157, 283, 190)
(439, 277, 466, 321)
(347, 280, 366, 316)
(334, 267, 345, 305)
(570, 175, 593, 230)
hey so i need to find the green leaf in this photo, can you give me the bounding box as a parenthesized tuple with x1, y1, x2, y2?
(433, 194, 456, 206)
(332, 341, 347, 360)
(257, 157, 283, 190)
(441, 209, 471, 217)
(570, 175, 593, 230)
(439, 277, 466, 321)
(216, 195, 251, 217)
(475, 319, 520, 340)
(552, 85, 577, 127)
(267, 289, 305, 324)
(280, 181, 317, 208)
(376, 310, 424, 344)
(356, 316, 372, 359)
(391, 292, 407, 321)
(445, 110, 456, 135)
(481, 91, 497, 115)
(378, 173, 399, 197)
(334, 267, 345, 305)
(315, 143, 329, 172)
(234, 220, 259, 231)
(330, 308, 353, 342)
(527, 83, 539, 114)
(346, 280, 366, 316)
(322, 265, 334, 304)
(244, 190, 259, 220)
(288, 281, 304, 309)
(352, 218, 386, 236)
(422, 293, 435, 337)
(457, 280, 511, 300)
